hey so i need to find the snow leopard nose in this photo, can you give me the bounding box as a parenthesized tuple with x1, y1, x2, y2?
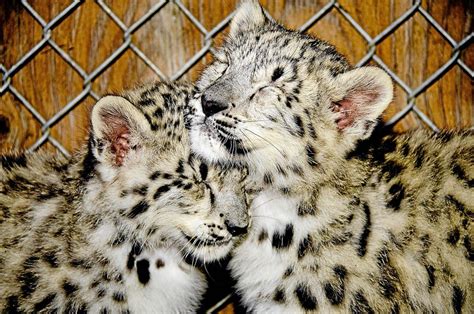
(201, 94, 228, 116)
(225, 220, 248, 237)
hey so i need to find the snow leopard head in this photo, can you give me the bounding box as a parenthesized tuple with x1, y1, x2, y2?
(189, 0, 393, 184)
(84, 82, 248, 262)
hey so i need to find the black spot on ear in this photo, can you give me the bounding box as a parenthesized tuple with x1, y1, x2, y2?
(199, 163, 208, 180)
(63, 281, 78, 296)
(447, 228, 460, 245)
(273, 288, 285, 303)
(295, 283, 318, 310)
(272, 67, 284, 81)
(34, 293, 56, 312)
(452, 285, 464, 314)
(272, 224, 294, 249)
(136, 259, 150, 285)
(127, 201, 150, 219)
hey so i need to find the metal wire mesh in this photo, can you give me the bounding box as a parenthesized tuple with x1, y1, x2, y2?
(1, 0, 472, 157)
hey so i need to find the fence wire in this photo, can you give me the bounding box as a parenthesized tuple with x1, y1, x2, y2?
(1, 0, 473, 157)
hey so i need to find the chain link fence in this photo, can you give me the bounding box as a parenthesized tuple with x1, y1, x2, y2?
(0, 0, 472, 159)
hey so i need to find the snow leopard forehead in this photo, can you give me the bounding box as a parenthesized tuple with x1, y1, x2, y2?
(197, 6, 350, 93)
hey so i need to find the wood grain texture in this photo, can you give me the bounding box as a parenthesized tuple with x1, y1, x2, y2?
(1, 0, 472, 155)
(0, 1, 472, 312)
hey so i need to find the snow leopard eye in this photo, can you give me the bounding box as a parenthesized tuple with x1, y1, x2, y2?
(249, 85, 280, 101)
(249, 86, 268, 101)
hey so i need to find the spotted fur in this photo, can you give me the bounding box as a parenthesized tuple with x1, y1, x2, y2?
(189, 1, 473, 313)
(0, 81, 248, 313)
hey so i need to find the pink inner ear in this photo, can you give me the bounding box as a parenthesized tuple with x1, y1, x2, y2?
(102, 112, 131, 166)
(112, 133, 130, 166)
(333, 89, 380, 130)
(333, 99, 356, 130)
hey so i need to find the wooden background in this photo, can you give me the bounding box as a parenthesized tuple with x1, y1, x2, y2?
(0, 0, 472, 312)
(0, 0, 473, 155)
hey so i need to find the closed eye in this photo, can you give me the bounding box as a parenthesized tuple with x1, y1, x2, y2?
(249, 85, 281, 101)
(249, 86, 267, 101)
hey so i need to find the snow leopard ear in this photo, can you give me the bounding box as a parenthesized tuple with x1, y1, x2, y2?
(331, 67, 393, 140)
(91, 96, 151, 166)
(229, 0, 267, 38)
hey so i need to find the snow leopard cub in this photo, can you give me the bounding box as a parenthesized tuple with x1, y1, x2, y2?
(188, 1, 473, 313)
(0, 81, 248, 313)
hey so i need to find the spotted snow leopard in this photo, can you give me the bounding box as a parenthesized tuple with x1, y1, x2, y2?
(0, 81, 249, 313)
(188, 1, 473, 313)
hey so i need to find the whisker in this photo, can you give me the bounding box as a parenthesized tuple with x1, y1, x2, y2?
(241, 127, 285, 157)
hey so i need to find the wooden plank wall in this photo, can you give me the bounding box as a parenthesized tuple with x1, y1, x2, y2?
(0, 1, 472, 312)
(0, 0, 472, 155)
